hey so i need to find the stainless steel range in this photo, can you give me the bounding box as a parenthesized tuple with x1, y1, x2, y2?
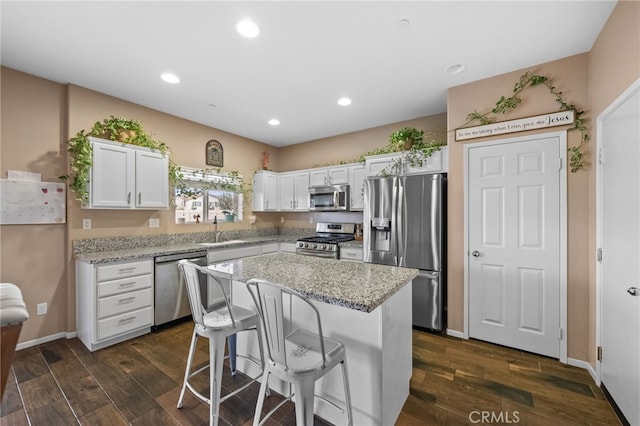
(296, 222, 356, 259)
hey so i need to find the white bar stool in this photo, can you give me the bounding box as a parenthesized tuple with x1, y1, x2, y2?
(177, 261, 266, 426)
(246, 278, 353, 426)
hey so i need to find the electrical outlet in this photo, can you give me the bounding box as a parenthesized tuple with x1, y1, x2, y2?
(83, 218, 91, 230)
(37, 302, 47, 315)
(149, 218, 160, 228)
(309, 216, 314, 224)
(280, 217, 284, 224)
(249, 215, 256, 224)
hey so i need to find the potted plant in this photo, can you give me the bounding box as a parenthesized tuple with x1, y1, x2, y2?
(388, 127, 425, 151)
(216, 193, 236, 222)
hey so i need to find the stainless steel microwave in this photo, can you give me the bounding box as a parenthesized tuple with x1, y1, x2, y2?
(309, 184, 350, 211)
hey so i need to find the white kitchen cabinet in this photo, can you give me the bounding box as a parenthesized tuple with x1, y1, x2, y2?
(365, 153, 402, 177)
(252, 171, 279, 211)
(348, 164, 367, 210)
(88, 138, 168, 209)
(403, 146, 448, 175)
(76, 259, 154, 351)
(309, 165, 350, 186)
(279, 171, 309, 211)
(365, 146, 448, 177)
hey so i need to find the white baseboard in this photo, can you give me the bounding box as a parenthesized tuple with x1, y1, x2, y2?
(16, 331, 77, 351)
(446, 329, 465, 339)
(568, 357, 599, 384)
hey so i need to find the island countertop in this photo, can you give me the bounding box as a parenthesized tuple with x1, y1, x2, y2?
(209, 252, 418, 313)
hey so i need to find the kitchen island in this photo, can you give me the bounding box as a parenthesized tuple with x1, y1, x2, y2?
(209, 253, 418, 426)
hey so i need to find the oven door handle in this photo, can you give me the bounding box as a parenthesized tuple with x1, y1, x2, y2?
(296, 248, 338, 259)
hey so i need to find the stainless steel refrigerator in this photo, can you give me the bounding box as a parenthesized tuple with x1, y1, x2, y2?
(363, 173, 446, 331)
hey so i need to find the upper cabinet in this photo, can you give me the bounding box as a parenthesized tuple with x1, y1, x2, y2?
(349, 164, 367, 211)
(252, 171, 278, 211)
(365, 146, 448, 177)
(309, 166, 350, 187)
(88, 138, 168, 209)
(279, 171, 310, 211)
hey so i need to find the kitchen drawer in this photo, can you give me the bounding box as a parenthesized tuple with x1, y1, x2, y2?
(97, 306, 152, 341)
(97, 274, 152, 298)
(97, 260, 153, 282)
(97, 288, 152, 319)
(340, 247, 363, 262)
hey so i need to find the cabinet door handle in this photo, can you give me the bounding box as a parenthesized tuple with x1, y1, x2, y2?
(127, 192, 131, 205)
(138, 192, 142, 204)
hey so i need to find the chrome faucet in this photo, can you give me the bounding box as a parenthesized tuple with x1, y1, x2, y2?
(213, 217, 223, 242)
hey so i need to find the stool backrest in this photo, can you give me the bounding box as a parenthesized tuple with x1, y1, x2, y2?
(178, 260, 235, 328)
(246, 279, 327, 369)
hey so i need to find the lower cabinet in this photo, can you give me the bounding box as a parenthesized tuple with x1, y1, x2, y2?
(76, 259, 153, 351)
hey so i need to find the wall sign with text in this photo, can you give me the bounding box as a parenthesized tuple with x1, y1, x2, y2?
(455, 111, 575, 141)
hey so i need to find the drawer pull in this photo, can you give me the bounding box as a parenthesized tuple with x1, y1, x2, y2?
(118, 296, 136, 304)
(118, 281, 136, 287)
(118, 316, 136, 324)
(118, 268, 136, 273)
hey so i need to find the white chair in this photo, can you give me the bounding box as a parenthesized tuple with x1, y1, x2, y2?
(246, 278, 353, 426)
(177, 260, 265, 426)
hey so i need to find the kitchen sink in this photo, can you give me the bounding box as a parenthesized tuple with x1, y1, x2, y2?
(197, 240, 247, 247)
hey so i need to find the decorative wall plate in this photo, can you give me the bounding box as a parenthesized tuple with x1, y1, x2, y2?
(206, 140, 223, 167)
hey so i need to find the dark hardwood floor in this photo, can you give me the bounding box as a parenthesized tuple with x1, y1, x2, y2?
(1, 321, 620, 425)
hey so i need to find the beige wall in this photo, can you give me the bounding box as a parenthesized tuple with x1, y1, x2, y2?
(447, 53, 591, 360)
(1, 68, 69, 343)
(276, 114, 447, 172)
(445, 0, 640, 365)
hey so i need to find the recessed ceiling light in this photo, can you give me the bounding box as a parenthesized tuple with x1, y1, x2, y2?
(161, 73, 180, 84)
(446, 63, 466, 75)
(236, 20, 260, 38)
(337, 97, 352, 106)
(268, 118, 280, 126)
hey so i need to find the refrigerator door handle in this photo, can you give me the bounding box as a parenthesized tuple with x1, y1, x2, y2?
(395, 177, 404, 266)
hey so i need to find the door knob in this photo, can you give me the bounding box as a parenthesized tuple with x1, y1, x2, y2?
(471, 250, 480, 257)
(627, 287, 640, 296)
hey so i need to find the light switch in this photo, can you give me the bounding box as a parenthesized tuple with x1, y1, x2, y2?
(149, 218, 160, 228)
(83, 219, 91, 230)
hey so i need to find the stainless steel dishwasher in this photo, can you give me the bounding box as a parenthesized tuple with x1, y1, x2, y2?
(154, 251, 207, 328)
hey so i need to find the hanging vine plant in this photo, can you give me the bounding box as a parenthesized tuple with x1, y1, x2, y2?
(460, 71, 589, 172)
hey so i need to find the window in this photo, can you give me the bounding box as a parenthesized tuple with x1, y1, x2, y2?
(174, 168, 244, 224)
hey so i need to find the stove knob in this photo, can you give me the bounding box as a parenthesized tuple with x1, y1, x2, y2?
(312, 243, 318, 249)
(321, 244, 326, 250)
(304, 243, 309, 248)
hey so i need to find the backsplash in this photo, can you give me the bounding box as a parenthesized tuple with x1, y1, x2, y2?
(72, 227, 312, 254)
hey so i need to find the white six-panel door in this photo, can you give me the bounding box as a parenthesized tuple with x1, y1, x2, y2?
(466, 133, 566, 359)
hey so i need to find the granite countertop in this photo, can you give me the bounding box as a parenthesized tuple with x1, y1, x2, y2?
(75, 235, 298, 264)
(208, 252, 417, 313)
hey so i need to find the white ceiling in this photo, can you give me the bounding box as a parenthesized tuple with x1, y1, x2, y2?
(1, 1, 616, 147)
